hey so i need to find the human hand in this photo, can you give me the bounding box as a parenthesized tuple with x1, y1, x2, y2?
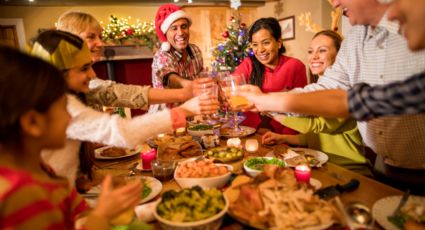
(179, 94, 219, 116)
(92, 175, 142, 220)
(233, 84, 265, 112)
(262, 131, 285, 145)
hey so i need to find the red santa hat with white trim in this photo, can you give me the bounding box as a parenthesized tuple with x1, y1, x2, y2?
(155, 4, 192, 51)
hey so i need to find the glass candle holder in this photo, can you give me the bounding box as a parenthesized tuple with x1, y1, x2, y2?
(245, 139, 259, 153)
(140, 148, 156, 170)
(295, 164, 311, 183)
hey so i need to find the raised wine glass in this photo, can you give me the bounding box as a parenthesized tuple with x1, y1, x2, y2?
(219, 73, 251, 136)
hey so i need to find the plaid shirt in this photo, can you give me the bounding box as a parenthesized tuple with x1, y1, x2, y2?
(149, 44, 203, 113)
(293, 12, 425, 169)
(349, 71, 425, 121)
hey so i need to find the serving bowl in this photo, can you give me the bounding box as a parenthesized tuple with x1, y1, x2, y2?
(174, 158, 233, 189)
(153, 188, 229, 230)
(243, 157, 286, 177)
(187, 124, 218, 137)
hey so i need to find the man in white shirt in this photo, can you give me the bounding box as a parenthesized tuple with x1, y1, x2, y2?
(294, 0, 425, 193)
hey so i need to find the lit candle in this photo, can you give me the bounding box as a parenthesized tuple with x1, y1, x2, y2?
(245, 139, 259, 153)
(141, 148, 157, 170)
(295, 164, 311, 183)
(227, 137, 241, 147)
(175, 127, 186, 136)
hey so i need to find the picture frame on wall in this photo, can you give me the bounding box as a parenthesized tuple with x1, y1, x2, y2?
(279, 16, 295, 41)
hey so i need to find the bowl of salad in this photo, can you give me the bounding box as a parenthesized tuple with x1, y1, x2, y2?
(187, 124, 217, 137)
(153, 186, 228, 230)
(243, 157, 286, 177)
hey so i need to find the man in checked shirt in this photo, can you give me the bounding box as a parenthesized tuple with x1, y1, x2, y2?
(237, 0, 425, 194)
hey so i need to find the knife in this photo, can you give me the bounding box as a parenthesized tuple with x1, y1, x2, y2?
(314, 179, 360, 200)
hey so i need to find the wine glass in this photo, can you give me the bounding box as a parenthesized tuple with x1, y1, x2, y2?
(219, 73, 251, 136)
(193, 71, 219, 125)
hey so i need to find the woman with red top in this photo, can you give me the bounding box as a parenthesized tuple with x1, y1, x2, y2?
(233, 17, 307, 134)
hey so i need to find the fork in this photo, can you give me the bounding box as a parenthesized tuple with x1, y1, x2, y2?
(392, 189, 410, 217)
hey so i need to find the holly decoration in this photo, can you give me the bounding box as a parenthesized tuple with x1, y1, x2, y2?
(211, 14, 251, 72)
(102, 15, 158, 50)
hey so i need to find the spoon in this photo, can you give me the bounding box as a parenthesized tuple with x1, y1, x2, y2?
(346, 202, 374, 228)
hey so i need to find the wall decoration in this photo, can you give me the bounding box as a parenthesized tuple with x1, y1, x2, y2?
(279, 16, 295, 41)
(298, 0, 342, 34)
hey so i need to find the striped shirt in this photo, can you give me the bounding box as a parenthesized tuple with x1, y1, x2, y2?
(0, 166, 89, 230)
(149, 44, 204, 113)
(348, 71, 425, 121)
(293, 12, 425, 169)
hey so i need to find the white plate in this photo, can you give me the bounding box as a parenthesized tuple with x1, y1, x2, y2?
(372, 195, 425, 230)
(283, 148, 329, 167)
(85, 176, 162, 205)
(94, 146, 140, 160)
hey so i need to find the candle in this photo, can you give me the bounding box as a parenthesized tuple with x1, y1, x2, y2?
(157, 133, 165, 139)
(245, 139, 259, 153)
(295, 164, 311, 183)
(175, 127, 186, 136)
(227, 137, 241, 147)
(141, 148, 157, 170)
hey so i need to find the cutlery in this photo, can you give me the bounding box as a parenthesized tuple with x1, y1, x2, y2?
(392, 189, 410, 217)
(314, 179, 360, 200)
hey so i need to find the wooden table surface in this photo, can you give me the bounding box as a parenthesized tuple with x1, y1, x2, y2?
(86, 133, 403, 229)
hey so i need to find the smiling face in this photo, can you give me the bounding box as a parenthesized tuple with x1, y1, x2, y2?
(332, 0, 385, 26)
(166, 18, 190, 52)
(79, 25, 103, 62)
(308, 34, 338, 76)
(64, 62, 95, 93)
(251, 28, 282, 69)
(388, 0, 425, 51)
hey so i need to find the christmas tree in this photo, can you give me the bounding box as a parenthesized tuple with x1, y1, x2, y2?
(211, 14, 252, 72)
(102, 15, 158, 50)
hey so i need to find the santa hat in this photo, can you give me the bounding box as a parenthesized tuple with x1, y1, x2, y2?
(155, 4, 192, 51)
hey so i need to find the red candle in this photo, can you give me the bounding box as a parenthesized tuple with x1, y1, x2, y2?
(141, 149, 157, 170)
(295, 164, 311, 183)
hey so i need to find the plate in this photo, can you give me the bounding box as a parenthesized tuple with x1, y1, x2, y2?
(94, 146, 140, 160)
(204, 146, 244, 163)
(282, 148, 328, 167)
(220, 126, 256, 138)
(372, 195, 425, 230)
(85, 176, 162, 205)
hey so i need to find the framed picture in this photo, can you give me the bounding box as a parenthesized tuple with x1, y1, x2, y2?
(279, 16, 295, 41)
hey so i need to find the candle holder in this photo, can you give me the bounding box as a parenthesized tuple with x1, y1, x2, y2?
(245, 139, 259, 153)
(294, 164, 311, 183)
(140, 148, 157, 170)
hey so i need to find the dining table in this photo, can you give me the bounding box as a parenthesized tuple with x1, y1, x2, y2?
(82, 132, 403, 230)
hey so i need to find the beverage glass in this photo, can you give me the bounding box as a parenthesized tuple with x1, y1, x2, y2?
(219, 73, 250, 136)
(151, 159, 176, 182)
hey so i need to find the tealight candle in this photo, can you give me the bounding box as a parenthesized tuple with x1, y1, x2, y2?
(227, 137, 241, 148)
(141, 148, 157, 170)
(175, 127, 186, 136)
(245, 139, 259, 153)
(295, 164, 311, 183)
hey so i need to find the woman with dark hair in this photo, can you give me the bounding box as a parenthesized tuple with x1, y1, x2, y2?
(308, 30, 343, 83)
(233, 17, 307, 134)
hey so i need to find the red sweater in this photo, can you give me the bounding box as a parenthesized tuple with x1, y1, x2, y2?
(234, 55, 307, 134)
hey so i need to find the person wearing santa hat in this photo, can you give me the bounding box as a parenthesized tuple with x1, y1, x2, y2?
(149, 3, 205, 113)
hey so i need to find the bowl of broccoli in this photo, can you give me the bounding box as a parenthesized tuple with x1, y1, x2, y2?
(153, 186, 228, 230)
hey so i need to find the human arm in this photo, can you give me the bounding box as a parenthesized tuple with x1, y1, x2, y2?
(261, 131, 305, 146)
(66, 94, 218, 148)
(278, 114, 351, 134)
(348, 72, 425, 121)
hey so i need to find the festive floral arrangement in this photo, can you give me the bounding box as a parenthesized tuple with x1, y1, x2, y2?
(211, 14, 252, 72)
(101, 15, 158, 50)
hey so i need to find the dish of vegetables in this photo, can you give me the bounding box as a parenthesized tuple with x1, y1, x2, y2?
(245, 157, 286, 171)
(205, 146, 244, 163)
